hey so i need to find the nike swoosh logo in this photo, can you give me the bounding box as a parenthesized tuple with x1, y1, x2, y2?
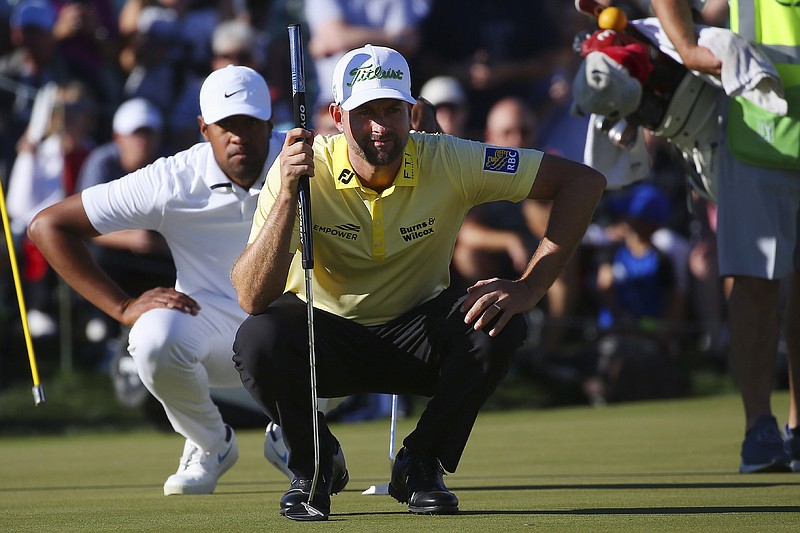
(224, 89, 245, 98)
(218, 443, 233, 463)
(277, 447, 288, 464)
(267, 433, 289, 464)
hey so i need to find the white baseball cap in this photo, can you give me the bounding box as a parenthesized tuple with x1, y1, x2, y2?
(199, 65, 271, 124)
(420, 76, 466, 107)
(332, 44, 416, 111)
(137, 6, 178, 38)
(212, 19, 256, 56)
(572, 51, 642, 119)
(113, 98, 163, 135)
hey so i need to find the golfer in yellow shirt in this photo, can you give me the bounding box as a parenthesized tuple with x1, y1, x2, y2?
(231, 44, 606, 521)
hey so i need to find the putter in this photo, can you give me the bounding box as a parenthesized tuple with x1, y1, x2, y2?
(286, 23, 325, 522)
(0, 177, 45, 405)
(362, 394, 399, 496)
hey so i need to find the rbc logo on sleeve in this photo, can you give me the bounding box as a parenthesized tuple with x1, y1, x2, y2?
(483, 148, 519, 173)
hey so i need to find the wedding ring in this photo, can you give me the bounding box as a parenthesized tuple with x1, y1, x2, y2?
(492, 302, 502, 312)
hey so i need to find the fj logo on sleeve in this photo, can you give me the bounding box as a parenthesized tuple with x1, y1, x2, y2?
(338, 169, 356, 184)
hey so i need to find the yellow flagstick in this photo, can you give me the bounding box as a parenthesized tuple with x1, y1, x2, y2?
(0, 177, 45, 405)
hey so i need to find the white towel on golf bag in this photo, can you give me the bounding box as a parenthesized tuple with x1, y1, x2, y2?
(630, 17, 787, 115)
(583, 114, 650, 190)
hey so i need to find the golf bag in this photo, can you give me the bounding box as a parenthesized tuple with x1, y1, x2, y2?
(572, 23, 721, 202)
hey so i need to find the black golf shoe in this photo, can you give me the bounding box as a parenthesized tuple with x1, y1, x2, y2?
(388, 447, 459, 515)
(280, 441, 349, 521)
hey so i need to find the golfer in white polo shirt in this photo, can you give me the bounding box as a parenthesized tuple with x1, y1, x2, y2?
(28, 66, 289, 495)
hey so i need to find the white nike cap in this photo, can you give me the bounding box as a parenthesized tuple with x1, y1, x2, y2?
(332, 44, 416, 111)
(113, 98, 163, 135)
(420, 76, 466, 107)
(199, 65, 271, 124)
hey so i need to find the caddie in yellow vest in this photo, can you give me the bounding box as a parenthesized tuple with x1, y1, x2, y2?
(652, 0, 800, 473)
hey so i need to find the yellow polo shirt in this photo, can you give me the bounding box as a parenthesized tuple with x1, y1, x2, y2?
(250, 132, 543, 325)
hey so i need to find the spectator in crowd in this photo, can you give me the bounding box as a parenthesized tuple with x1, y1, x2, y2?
(0, 0, 62, 380)
(652, 0, 800, 473)
(118, 0, 229, 141)
(531, 0, 595, 164)
(7, 79, 96, 337)
(419, 75, 469, 137)
(312, 101, 340, 135)
(49, 0, 120, 124)
(418, 0, 563, 139)
(76, 97, 163, 191)
(687, 194, 729, 369)
(118, 0, 225, 78)
(581, 182, 688, 406)
(454, 96, 579, 355)
(119, 4, 180, 114)
(451, 97, 538, 288)
(0, 2, 11, 54)
(0, 0, 68, 176)
(73, 97, 174, 362)
(245, 0, 312, 130)
(0, 196, 14, 386)
(595, 183, 682, 341)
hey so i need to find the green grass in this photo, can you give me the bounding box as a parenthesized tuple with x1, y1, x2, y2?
(0, 371, 154, 435)
(2, 390, 799, 532)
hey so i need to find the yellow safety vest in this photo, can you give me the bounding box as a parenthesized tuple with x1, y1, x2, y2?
(727, 0, 800, 168)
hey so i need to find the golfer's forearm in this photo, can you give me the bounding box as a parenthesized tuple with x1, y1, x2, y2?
(231, 244, 291, 314)
(28, 224, 132, 322)
(520, 163, 605, 303)
(517, 238, 564, 305)
(232, 194, 296, 314)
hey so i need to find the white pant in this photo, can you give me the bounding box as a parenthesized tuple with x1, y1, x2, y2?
(127, 290, 246, 450)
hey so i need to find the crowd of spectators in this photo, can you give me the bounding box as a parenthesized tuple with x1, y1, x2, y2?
(0, 0, 735, 409)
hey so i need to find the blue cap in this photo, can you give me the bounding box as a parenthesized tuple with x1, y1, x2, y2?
(11, 0, 55, 31)
(624, 183, 670, 227)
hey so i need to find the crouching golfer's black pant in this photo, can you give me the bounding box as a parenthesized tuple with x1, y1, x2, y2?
(233, 286, 526, 477)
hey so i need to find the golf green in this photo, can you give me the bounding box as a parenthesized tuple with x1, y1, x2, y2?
(2, 391, 799, 532)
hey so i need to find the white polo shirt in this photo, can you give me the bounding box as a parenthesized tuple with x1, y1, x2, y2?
(83, 131, 285, 301)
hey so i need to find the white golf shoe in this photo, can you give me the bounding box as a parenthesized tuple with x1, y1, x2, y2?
(163, 425, 238, 495)
(264, 421, 293, 479)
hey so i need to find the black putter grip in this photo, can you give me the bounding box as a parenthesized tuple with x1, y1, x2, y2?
(288, 24, 313, 269)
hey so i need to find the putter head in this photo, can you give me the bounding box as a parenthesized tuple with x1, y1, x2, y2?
(362, 482, 390, 495)
(284, 501, 328, 522)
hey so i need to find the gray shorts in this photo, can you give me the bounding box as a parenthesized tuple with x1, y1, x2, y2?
(716, 100, 800, 279)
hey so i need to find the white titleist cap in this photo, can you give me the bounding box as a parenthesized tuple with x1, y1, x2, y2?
(113, 98, 163, 135)
(332, 44, 416, 111)
(200, 65, 271, 124)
